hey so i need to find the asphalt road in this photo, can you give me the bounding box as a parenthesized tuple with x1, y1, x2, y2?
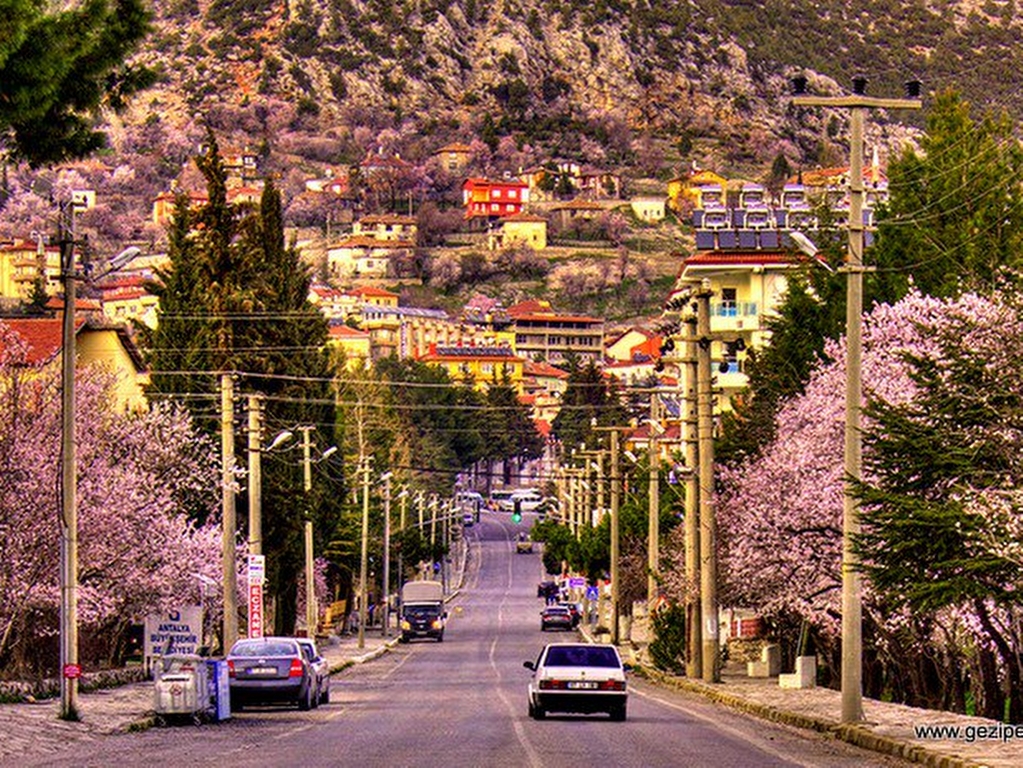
(20, 512, 913, 768)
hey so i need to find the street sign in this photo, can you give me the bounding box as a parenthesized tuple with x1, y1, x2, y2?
(248, 583, 264, 639)
(569, 577, 586, 589)
(247, 554, 265, 586)
(62, 663, 82, 679)
(144, 606, 202, 659)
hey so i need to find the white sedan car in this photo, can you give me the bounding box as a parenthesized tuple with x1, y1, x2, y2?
(524, 643, 628, 721)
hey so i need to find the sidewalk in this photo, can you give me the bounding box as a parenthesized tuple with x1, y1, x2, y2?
(0, 629, 399, 765)
(585, 626, 1016, 768)
(0, 538, 471, 765)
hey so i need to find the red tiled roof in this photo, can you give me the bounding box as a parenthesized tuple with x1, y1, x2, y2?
(332, 236, 413, 249)
(553, 199, 606, 211)
(348, 286, 399, 298)
(329, 325, 370, 339)
(512, 312, 603, 324)
(683, 249, 810, 267)
(435, 142, 473, 154)
(46, 296, 102, 311)
(500, 212, 547, 223)
(523, 360, 569, 379)
(358, 214, 417, 225)
(0, 318, 84, 365)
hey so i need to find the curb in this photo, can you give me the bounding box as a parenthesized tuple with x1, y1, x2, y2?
(640, 667, 986, 768)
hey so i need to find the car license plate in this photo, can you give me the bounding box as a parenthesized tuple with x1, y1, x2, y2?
(567, 681, 598, 690)
(249, 666, 276, 675)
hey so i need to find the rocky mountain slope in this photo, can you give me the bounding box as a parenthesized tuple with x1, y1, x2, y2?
(128, 0, 1023, 174)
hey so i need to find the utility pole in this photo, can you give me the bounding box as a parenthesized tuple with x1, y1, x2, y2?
(358, 454, 372, 649)
(381, 473, 392, 637)
(221, 373, 238, 653)
(396, 487, 407, 616)
(610, 429, 621, 644)
(299, 426, 317, 638)
(695, 281, 719, 683)
(793, 76, 921, 722)
(682, 311, 702, 679)
(247, 395, 263, 556)
(58, 202, 79, 720)
(648, 394, 661, 610)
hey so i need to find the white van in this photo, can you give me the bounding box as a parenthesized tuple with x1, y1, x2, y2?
(489, 489, 515, 511)
(511, 488, 544, 512)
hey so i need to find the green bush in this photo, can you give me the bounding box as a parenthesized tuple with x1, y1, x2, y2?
(649, 603, 687, 674)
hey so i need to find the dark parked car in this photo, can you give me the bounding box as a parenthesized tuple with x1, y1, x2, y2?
(557, 602, 582, 628)
(296, 637, 330, 705)
(540, 605, 574, 632)
(226, 637, 317, 711)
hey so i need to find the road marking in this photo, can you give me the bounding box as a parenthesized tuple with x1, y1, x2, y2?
(631, 686, 828, 768)
(483, 535, 543, 768)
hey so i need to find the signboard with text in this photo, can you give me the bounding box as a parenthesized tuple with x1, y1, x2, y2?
(248, 554, 266, 638)
(144, 606, 202, 659)
(248, 583, 264, 639)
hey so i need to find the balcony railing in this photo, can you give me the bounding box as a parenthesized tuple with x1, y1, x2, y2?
(711, 301, 758, 318)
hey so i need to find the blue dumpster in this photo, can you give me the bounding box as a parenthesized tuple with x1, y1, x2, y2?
(206, 659, 231, 722)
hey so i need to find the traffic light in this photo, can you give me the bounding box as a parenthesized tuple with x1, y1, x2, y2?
(512, 499, 523, 524)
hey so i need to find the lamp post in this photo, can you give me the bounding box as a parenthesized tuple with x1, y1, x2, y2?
(792, 75, 921, 723)
(358, 454, 372, 649)
(299, 426, 336, 638)
(647, 394, 663, 610)
(57, 201, 140, 720)
(380, 472, 393, 637)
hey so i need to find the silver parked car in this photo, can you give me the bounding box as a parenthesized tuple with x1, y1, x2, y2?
(296, 637, 331, 705)
(226, 636, 317, 711)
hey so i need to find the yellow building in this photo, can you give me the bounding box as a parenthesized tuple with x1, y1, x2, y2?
(0, 239, 61, 303)
(96, 276, 160, 329)
(495, 213, 548, 250)
(667, 168, 728, 213)
(417, 344, 525, 393)
(0, 315, 148, 412)
(326, 322, 372, 371)
(670, 248, 813, 410)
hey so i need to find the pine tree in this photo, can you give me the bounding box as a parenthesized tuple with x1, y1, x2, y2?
(144, 136, 338, 634)
(0, 0, 153, 166)
(871, 89, 1023, 301)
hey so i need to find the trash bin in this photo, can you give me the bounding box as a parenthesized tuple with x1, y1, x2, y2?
(206, 659, 231, 722)
(153, 654, 210, 726)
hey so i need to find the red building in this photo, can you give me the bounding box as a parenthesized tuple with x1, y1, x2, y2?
(462, 177, 530, 224)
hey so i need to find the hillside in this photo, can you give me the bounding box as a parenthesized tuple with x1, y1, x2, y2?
(4, 0, 1023, 321)
(132, 0, 1023, 171)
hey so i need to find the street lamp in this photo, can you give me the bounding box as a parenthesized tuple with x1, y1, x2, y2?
(299, 426, 335, 637)
(58, 196, 141, 721)
(380, 472, 393, 637)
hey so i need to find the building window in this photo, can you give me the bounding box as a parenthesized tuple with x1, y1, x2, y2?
(494, 189, 502, 198)
(509, 189, 518, 199)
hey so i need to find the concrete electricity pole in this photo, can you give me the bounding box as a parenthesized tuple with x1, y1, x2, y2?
(682, 312, 702, 679)
(58, 202, 79, 720)
(695, 281, 720, 683)
(247, 395, 263, 556)
(609, 429, 621, 644)
(647, 394, 661, 610)
(381, 472, 392, 637)
(358, 454, 372, 649)
(221, 373, 238, 653)
(793, 75, 920, 722)
(299, 426, 320, 638)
